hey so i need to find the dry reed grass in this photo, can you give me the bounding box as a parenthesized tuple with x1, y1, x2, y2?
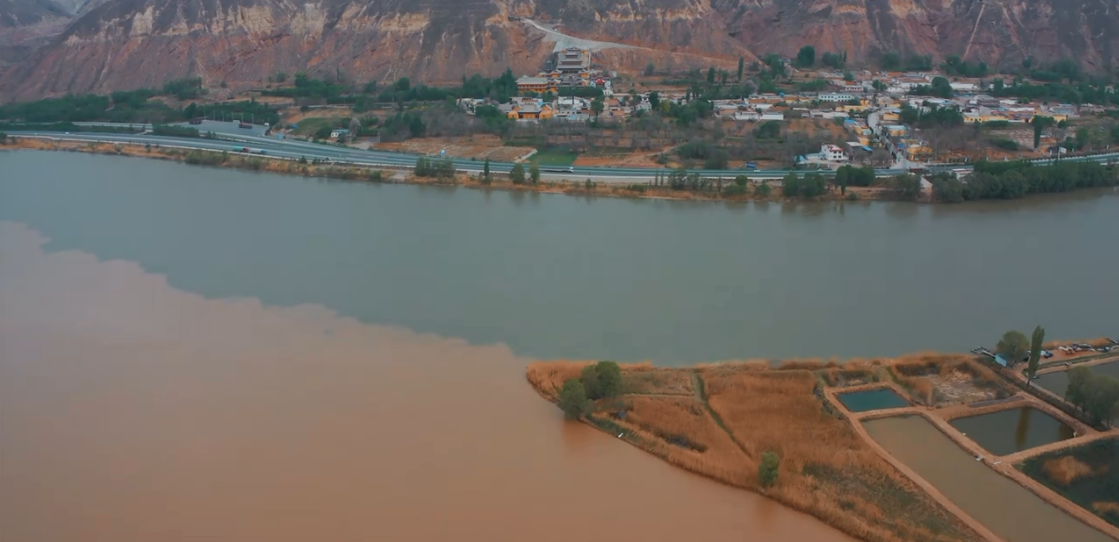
(1043, 456, 1096, 486)
(823, 368, 877, 387)
(525, 361, 594, 400)
(695, 358, 772, 370)
(621, 367, 695, 396)
(777, 358, 828, 370)
(697, 366, 974, 542)
(1093, 502, 1119, 515)
(527, 360, 979, 542)
(608, 396, 752, 487)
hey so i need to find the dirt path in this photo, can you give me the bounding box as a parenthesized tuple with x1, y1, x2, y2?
(693, 372, 753, 459)
(523, 19, 635, 52)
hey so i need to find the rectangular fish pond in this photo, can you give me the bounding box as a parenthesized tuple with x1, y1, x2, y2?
(1019, 438, 1119, 528)
(865, 415, 1112, 542)
(949, 407, 1075, 456)
(836, 388, 909, 412)
(1036, 360, 1119, 398)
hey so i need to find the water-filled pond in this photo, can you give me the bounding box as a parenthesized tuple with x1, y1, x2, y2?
(1036, 361, 1119, 398)
(864, 416, 1111, 542)
(949, 407, 1075, 456)
(836, 388, 909, 412)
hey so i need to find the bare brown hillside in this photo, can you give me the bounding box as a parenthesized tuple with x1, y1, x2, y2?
(1, 0, 1116, 100)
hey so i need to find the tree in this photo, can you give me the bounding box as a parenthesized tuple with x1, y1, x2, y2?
(759, 451, 780, 487)
(1066, 366, 1093, 411)
(1033, 116, 1055, 149)
(408, 115, 426, 138)
(1085, 376, 1119, 426)
(996, 330, 1030, 365)
(872, 80, 887, 93)
(510, 163, 526, 184)
(707, 66, 716, 85)
(644, 62, 656, 76)
(835, 166, 850, 194)
(529, 163, 540, 184)
(559, 378, 591, 419)
(881, 51, 901, 71)
(483, 158, 491, 184)
(594, 361, 622, 399)
(821, 51, 846, 69)
(932, 177, 965, 203)
(755, 120, 782, 139)
(349, 116, 361, 141)
(796, 46, 815, 67)
(704, 149, 730, 170)
(755, 181, 772, 198)
(893, 173, 922, 201)
(1026, 325, 1045, 385)
(648, 91, 660, 110)
(802, 173, 827, 198)
(591, 97, 605, 117)
(581, 364, 601, 400)
(0, 131, 7, 145)
(314, 125, 334, 140)
(782, 172, 801, 197)
(737, 57, 745, 81)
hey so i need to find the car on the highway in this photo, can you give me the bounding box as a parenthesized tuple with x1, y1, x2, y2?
(544, 167, 575, 173)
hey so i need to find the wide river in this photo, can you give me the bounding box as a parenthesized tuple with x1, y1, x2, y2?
(2, 150, 1118, 541)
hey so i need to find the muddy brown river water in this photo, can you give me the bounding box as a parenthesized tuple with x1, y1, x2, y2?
(0, 223, 853, 541)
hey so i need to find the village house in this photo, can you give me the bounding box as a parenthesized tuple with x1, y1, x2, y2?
(797, 144, 850, 168)
(819, 93, 856, 103)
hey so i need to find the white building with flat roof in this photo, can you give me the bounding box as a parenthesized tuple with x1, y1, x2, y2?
(820, 144, 849, 162)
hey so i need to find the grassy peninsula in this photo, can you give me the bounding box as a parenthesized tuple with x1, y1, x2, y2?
(528, 346, 1119, 542)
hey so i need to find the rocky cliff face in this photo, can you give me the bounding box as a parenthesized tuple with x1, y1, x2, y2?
(729, 0, 1119, 73)
(2, 0, 1116, 100)
(0, 0, 72, 67)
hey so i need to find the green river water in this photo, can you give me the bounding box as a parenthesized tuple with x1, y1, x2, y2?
(2, 150, 1117, 363)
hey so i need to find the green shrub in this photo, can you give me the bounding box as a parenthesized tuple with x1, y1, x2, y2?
(759, 451, 781, 487)
(990, 138, 1020, 151)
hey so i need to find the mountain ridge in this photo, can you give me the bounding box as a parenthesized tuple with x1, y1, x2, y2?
(2, 0, 1117, 101)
